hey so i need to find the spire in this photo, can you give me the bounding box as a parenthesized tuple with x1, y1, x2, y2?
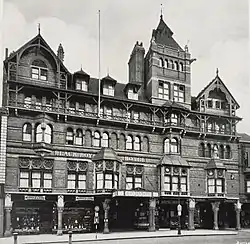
(57, 43, 64, 62)
(216, 68, 219, 76)
(38, 23, 40, 35)
(160, 4, 163, 20)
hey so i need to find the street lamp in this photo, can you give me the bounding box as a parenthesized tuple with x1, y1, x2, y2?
(177, 179, 182, 235)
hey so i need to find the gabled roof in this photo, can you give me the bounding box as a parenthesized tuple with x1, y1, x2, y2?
(74, 68, 90, 77)
(5, 33, 70, 73)
(152, 16, 183, 51)
(101, 74, 117, 85)
(195, 72, 239, 108)
(92, 147, 122, 163)
(206, 158, 226, 169)
(237, 133, 250, 142)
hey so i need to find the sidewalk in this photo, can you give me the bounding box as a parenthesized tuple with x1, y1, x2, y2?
(0, 229, 239, 244)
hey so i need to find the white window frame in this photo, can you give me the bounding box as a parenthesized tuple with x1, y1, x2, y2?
(103, 83, 114, 96)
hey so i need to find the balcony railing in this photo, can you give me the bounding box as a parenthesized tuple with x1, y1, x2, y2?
(8, 100, 235, 136)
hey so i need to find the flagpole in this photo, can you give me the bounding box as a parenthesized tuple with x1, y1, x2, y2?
(98, 10, 101, 118)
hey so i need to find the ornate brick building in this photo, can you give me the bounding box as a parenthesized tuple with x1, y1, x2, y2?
(1, 15, 243, 235)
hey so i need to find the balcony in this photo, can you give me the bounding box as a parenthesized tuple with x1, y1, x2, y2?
(8, 62, 67, 89)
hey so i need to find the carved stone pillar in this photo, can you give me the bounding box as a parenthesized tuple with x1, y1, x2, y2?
(234, 200, 242, 230)
(148, 198, 156, 232)
(4, 194, 12, 237)
(102, 199, 110, 234)
(57, 195, 64, 235)
(211, 202, 220, 230)
(188, 199, 195, 230)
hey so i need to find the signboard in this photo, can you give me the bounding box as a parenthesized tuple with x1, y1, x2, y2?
(24, 195, 46, 201)
(113, 190, 159, 198)
(54, 151, 94, 158)
(75, 196, 94, 201)
(123, 156, 146, 163)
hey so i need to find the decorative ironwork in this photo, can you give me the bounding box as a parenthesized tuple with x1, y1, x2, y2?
(32, 158, 43, 169)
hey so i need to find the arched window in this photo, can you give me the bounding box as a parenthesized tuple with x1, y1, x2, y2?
(126, 135, 133, 150)
(119, 134, 126, 150)
(31, 59, 48, 81)
(23, 123, 32, 142)
(174, 61, 179, 71)
(180, 62, 184, 72)
(160, 58, 164, 67)
(198, 143, 205, 157)
(225, 145, 231, 159)
(164, 138, 170, 153)
(24, 97, 31, 108)
(36, 124, 43, 143)
(165, 59, 169, 68)
(170, 138, 178, 153)
(35, 123, 52, 144)
(206, 143, 212, 158)
(134, 136, 140, 151)
(213, 144, 219, 158)
(44, 124, 52, 144)
(75, 129, 83, 145)
(170, 60, 174, 69)
(85, 130, 91, 147)
(66, 128, 74, 145)
(93, 131, 101, 147)
(102, 132, 109, 148)
(111, 133, 118, 149)
(219, 145, 224, 159)
(142, 136, 149, 152)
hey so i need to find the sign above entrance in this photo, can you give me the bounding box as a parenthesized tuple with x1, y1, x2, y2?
(113, 190, 159, 198)
(75, 196, 94, 201)
(54, 151, 94, 159)
(24, 195, 46, 201)
(122, 156, 146, 163)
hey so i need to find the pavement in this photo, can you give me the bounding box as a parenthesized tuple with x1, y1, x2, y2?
(0, 229, 241, 244)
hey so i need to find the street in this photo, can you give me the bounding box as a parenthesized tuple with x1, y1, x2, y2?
(72, 232, 250, 244)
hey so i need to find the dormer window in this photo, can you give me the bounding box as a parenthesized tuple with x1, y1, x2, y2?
(103, 83, 114, 96)
(76, 79, 88, 92)
(128, 87, 138, 100)
(31, 60, 48, 81)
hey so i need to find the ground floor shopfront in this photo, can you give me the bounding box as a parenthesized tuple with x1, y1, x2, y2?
(3, 193, 243, 236)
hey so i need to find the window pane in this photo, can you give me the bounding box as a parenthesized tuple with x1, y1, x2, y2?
(44, 179, 52, 188)
(20, 179, 29, 188)
(78, 181, 86, 189)
(126, 183, 133, 190)
(105, 180, 112, 189)
(126, 176, 133, 183)
(164, 183, 170, 191)
(105, 174, 112, 180)
(44, 173, 52, 179)
(164, 176, 170, 183)
(135, 177, 142, 183)
(32, 179, 40, 188)
(172, 177, 178, 183)
(67, 180, 75, 189)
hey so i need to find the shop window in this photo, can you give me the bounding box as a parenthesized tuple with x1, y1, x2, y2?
(31, 59, 48, 81)
(198, 143, 205, 157)
(93, 131, 101, 147)
(225, 145, 231, 159)
(164, 137, 179, 154)
(23, 123, 32, 142)
(101, 132, 109, 148)
(35, 123, 52, 144)
(207, 169, 225, 195)
(75, 129, 83, 145)
(24, 97, 32, 108)
(126, 135, 133, 150)
(103, 83, 114, 96)
(173, 84, 184, 102)
(134, 136, 141, 151)
(158, 81, 169, 100)
(66, 128, 74, 145)
(76, 79, 88, 91)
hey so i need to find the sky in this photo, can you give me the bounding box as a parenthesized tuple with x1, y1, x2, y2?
(1, 0, 250, 134)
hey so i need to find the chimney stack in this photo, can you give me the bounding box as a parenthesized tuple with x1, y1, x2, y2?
(5, 48, 8, 59)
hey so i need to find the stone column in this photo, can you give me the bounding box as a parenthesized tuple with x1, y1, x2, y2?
(148, 198, 156, 232)
(57, 195, 64, 235)
(211, 202, 220, 230)
(234, 200, 242, 230)
(102, 199, 110, 234)
(188, 199, 195, 230)
(4, 194, 12, 237)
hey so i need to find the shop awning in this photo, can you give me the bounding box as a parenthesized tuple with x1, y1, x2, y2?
(92, 147, 123, 163)
(205, 158, 226, 169)
(158, 154, 190, 167)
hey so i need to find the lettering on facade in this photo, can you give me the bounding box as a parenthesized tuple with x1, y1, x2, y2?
(75, 196, 94, 201)
(24, 195, 46, 201)
(123, 156, 146, 163)
(54, 151, 94, 159)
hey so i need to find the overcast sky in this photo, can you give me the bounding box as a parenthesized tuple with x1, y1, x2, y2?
(1, 0, 250, 134)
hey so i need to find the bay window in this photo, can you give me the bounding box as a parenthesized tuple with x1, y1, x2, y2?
(20, 171, 29, 188)
(164, 137, 179, 154)
(35, 123, 52, 144)
(126, 164, 143, 190)
(67, 173, 86, 190)
(207, 169, 225, 195)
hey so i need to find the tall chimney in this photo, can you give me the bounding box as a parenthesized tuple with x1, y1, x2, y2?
(5, 48, 8, 60)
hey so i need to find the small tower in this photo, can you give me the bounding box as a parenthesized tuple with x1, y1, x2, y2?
(57, 43, 64, 62)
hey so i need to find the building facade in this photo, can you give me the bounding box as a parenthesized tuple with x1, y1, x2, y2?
(238, 133, 250, 228)
(2, 15, 243, 236)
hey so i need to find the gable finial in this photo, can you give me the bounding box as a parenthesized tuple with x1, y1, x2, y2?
(216, 68, 219, 76)
(38, 23, 40, 35)
(107, 67, 109, 76)
(81, 64, 82, 71)
(160, 4, 163, 20)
